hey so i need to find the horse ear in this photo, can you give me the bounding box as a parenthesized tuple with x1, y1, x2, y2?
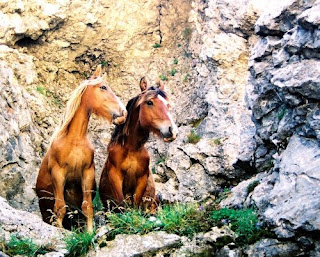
(139, 77, 148, 92)
(93, 65, 102, 77)
(157, 79, 166, 91)
(102, 73, 107, 81)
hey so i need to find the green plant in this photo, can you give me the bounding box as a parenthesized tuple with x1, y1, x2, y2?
(211, 208, 260, 245)
(5, 234, 49, 257)
(170, 68, 177, 76)
(183, 73, 190, 82)
(187, 130, 201, 144)
(246, 180, 260, 195)
(277, 106, 288, 120)
(215, 187, 232, 204)
(93, 188, 103, 212)
(65, 230, 96, 257)
(173, 58, 178, 65)
(153, 43, 162, 48)
(177, 43, 181, 47)
(36, 86, 46, 95)
(107, 203, 211, 240)
(101, 60, 108, 67)
(159, 74, 168, 81)
(191, 118, 203, 128)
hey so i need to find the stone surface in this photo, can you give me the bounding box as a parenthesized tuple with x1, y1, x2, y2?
(0, 197, 68, 254)
(244, 239, 300, 257)
(88, 232, 181, 257)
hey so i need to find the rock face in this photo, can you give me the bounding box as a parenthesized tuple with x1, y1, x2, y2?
(0, 196, 67, 254)
(222, 0, 320, 244)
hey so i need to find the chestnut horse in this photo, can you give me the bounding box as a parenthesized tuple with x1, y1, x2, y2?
(35, 66, 127, 232)
(99, 77, 178, 211)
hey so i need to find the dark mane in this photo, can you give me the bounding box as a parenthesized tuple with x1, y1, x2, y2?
(108, 87, 167, 147)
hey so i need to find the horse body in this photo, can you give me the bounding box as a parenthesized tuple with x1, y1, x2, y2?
(99, 77, 178, 211)
(36, 66, 126, 232)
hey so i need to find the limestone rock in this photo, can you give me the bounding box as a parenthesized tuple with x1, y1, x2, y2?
(244, 239, 300, 257)
(0, 197, 68, 254)
(87, 232, 181, 257)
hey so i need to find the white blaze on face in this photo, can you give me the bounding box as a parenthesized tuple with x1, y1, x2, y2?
(157, 95, 178, 138)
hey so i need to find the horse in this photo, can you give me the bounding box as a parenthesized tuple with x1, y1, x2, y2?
(99, 77, 178, 211)
(35, 65, 127, 232)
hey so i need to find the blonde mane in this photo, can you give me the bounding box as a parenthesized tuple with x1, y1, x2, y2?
(49, 77, 103, 146)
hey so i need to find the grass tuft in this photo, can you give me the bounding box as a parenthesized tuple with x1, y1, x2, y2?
(173, 58, 178, 65)
(211, 208, 264, 245)
(5, 234, 49, 257)
(187, 130, 201, 144)
(106, 203, 212, 240)
(65, 230, 96, 257)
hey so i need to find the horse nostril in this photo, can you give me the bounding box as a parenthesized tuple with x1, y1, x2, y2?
(169, 126, 173, 137)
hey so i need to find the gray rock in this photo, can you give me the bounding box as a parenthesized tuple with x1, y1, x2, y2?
(87, 232, 181, 257)
(245, 238, 300, 257)
(271, 60, 320, 100)
(0, 197, 68, 254)
(260, 135, 320, 237)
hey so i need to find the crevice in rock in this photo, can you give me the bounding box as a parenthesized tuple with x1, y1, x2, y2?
(157, 1, 163, 44)
(15, 37, 40, 47)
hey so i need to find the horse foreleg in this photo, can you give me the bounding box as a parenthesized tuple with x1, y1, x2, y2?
(51, 166, 67, 228)
(134, 173, 148, 206)
(108, 166, 125, 208)
(82, 165, 95, 233)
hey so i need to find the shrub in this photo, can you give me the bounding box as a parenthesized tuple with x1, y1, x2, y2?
(65, 230, 96, 257)
(187, 130, 201, 144)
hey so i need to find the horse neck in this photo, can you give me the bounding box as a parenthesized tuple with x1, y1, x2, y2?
(66, 102, 90, 139)
(125, 109, 149, 150)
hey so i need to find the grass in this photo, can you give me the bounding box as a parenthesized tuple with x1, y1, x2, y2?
(35, 85, 63, 107)
(106, 203, 212, 240)
(65, 230, 96, 257)
(36, 86, 46, 95)
(187, 130, 201, 144)
(177, 43, 181, 47)
(5, 234, 50, 257)
(173, 58, 178, 65)
(191, 118, 203, 128)
(93, 188, 103, 213)
(211, 208, 267, 245)
(153, 43, 162, 48)
(159, 74, 168, 81)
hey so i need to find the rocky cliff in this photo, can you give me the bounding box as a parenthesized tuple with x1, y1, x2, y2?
(1, 0, 320, 256)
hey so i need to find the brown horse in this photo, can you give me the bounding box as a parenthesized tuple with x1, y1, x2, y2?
(99, 77, 178, 211)
(35, 66, 127, 232)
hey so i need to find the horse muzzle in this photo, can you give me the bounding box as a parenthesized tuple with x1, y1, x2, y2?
(112, 110, 127, 125)
(162, 126, 178, 142)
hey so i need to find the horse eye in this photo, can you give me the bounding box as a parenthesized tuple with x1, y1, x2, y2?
(100, 85, 107, 90)
(146, 101, 153, 106)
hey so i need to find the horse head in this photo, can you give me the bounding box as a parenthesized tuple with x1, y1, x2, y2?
(137, 77, 178, 142)
(82, 65, 127, 125)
